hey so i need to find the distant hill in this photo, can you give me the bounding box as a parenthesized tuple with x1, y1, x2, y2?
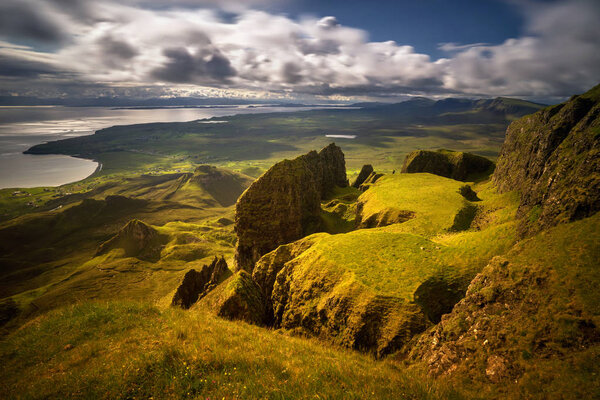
(362, 96, 545, 122)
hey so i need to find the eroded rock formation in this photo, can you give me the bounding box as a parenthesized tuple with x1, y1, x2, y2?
(212, 270, 268, 325)
(95, 219, 166, 261)
(401, 149, 494, 181)
(234, 143, 347, 271)
(171, 256, 229, 309)
(493, 85, 600, 237)
(352, 164, 374, 188)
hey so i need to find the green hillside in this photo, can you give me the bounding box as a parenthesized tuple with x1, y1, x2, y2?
(0, 87, 598, 399)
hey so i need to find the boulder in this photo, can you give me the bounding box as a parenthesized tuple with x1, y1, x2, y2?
(493, 84, 600, 237)
(234, 143, 347, 271)
(401, 149, 494, 181)
(171, 256, 230, 309)
(352, 164, 374, 188)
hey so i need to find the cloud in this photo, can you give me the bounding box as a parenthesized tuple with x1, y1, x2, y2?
(0, 1, 68, 43)
(0, 0, 598, 100)
(441, 0, 600, 97)
(317, 16, 340, 30)
(151, 47, 236, 83)
(438, 42, 490, 52)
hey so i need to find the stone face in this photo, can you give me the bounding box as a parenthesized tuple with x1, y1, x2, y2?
(171, 256, 229, 309)
(213, 270, 268, 325)
(401, 150, 494, 182)
(95, 219, 166, 261)
(251, 235, 324, 324)
(358, 172, 383, 191)
(493, 85, 600, 237)
(265, 248, 429, 356)
(405, 212, 600, 385)
(352, 164, 374, 188)
(234, 143, 347, 271)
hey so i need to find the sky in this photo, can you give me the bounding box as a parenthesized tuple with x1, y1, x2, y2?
(0, 0, 598, 103)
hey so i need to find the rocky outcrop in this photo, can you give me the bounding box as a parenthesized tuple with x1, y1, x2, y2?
(270, 260, 429, 356)
(248, 230, 466, 356)
(355, 205, 415, 229)
(401, 149, 494, 181)
(251, 235, 325, 323)
(211, 270, 268, 325)
(171, 256, 230, 309)
(493, 84, 600, 237)
(234, 143, 347, 271)
(95, 219, 166, 261)
(352, 164, 374, 188)
(405, 213, 600, 396)
(358, 171, 383, 191)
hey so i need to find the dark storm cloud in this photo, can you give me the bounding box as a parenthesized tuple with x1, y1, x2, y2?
(97, 36, 138, 60)
(281, 62, 302, 84)
(151, 47, 236, 84)
(0, 54, 60, 78)
(0, 1, 67, 43)
(47, 0, 95, 20)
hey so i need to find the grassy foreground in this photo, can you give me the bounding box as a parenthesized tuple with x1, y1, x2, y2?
(0, 301, 464, 400)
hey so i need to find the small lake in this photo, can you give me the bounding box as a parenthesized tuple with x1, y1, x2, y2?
(0, 105, 333, 189)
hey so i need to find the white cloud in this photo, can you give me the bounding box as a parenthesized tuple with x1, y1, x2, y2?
(0, 0, 598, 99)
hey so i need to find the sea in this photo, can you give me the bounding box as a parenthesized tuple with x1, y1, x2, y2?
(0, 105, 330, 189)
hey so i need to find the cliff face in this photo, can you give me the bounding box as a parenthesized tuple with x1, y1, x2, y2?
(171, 256, 230, 309)
(493, 85, 600, 237)
(234, 143, 347, 271)
(351, 164, 374, 188)
(401, 150, 494, 182)
(406, 213, 600, 397)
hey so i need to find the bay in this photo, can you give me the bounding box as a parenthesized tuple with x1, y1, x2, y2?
(0, 105, 329, 189)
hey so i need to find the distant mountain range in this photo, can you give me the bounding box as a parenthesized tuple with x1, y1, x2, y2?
(0, 95, 546, 112)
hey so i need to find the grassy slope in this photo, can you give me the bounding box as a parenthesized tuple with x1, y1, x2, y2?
(1, 98, 537, 223)
(306, 174, 519, 299)
(0, 302, 463, 400)
(0, 167, 252, 325)
(407, 212, 600, 399)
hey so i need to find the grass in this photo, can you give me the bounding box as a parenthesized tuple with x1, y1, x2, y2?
(0, 301, 465, 400)
(407, 212, 600, 400)
(357, 173, 471, 237)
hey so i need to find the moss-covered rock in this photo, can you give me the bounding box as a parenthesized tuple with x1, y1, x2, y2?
(199, 270, 268, 325)
(355, 174, 469, 235)
(234, 143, 347, 271)
(401, 149, 494, 181)
(358, 171, 384, 191)
(171, 256, 230, 309)
(405, 213, 600, 398)
(493, 84, 600, 237)
(352, 164, 374, 188)
(95, 219, 167, 261)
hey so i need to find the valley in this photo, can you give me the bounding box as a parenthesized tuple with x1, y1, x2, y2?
(0, 90, 598, 400)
